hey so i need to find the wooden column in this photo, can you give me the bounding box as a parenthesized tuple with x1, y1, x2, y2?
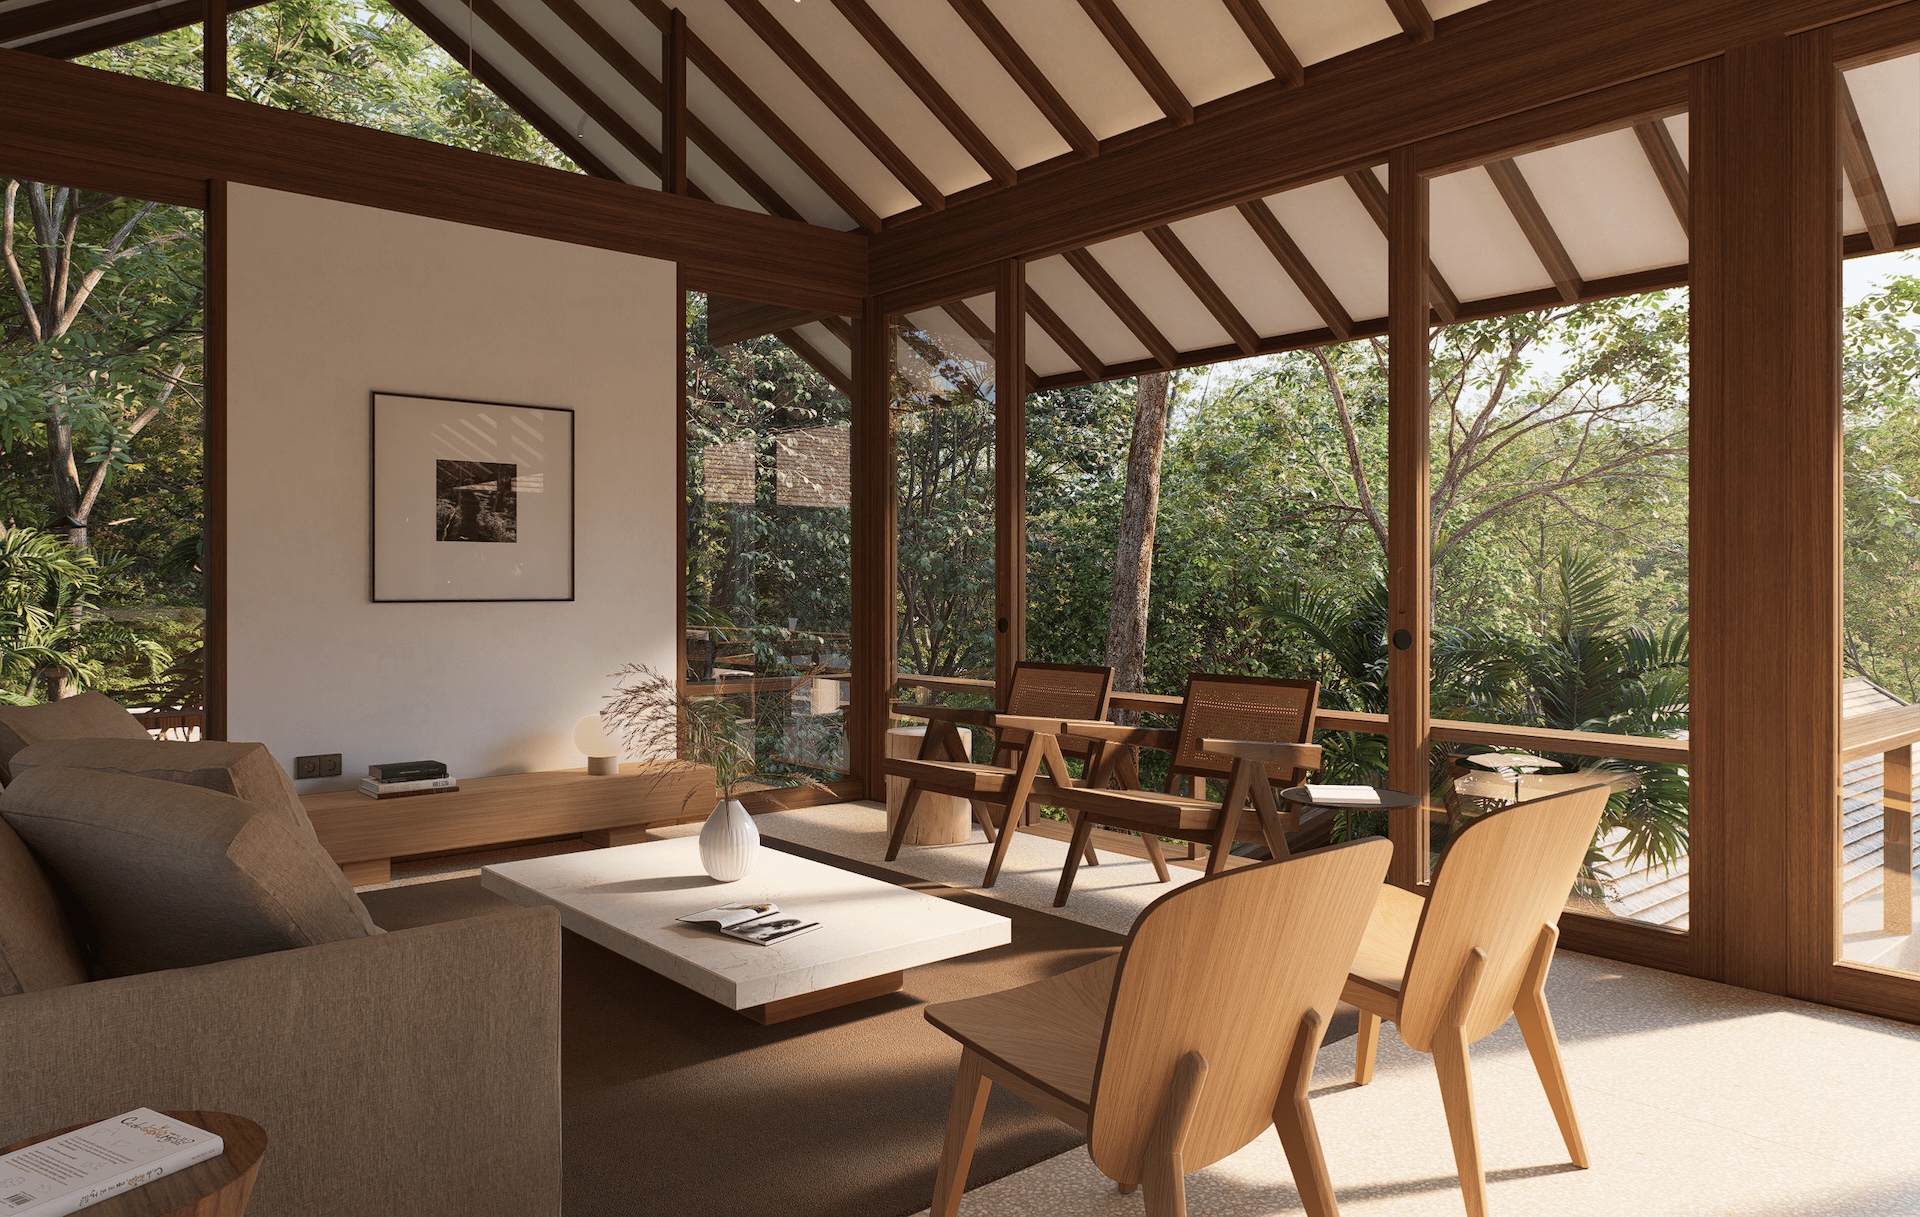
(1689, 34, 1841, 996)
(203, 0, 227, 95)
(1386, 147, 1432, 890)
(203, 179, 228, 741)
(849, 305, 896, 795)
(662, 9, 689, 196)
(994, 259, 1027, 700)
(675, 272, 689, 699)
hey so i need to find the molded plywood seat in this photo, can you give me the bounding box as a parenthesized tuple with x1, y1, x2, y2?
(924, 837, 1394, 1217)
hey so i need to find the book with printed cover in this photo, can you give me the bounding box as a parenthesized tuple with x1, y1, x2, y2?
(0, 1109, 224, 1217)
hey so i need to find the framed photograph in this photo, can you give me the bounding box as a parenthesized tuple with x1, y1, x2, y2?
(371, 393, 575, 602)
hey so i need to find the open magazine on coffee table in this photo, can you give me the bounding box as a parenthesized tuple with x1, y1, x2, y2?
(676, 903, 821, 946)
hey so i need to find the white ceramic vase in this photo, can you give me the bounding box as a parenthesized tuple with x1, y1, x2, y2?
(698, 797, 759, 881)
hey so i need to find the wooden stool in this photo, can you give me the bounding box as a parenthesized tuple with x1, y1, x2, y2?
(1, 1111, 266, 1216)
(884, 724, 975, 845)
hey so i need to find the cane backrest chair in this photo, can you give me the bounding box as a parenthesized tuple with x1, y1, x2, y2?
(924, 837, 1393, 1217)
(1343, 784, 1610, 1217)
(1164, 673, 1320, 794)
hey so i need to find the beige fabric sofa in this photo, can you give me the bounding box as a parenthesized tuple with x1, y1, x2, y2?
(0, 710, 563, 1217)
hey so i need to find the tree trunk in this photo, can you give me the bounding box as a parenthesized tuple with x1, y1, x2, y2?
(1104, 372, 1171, 702)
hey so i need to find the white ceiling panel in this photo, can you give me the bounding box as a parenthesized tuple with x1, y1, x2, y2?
(870, 0, 1071, 171)
(1025, 316, 1081, 378)
(759, 0, 989, 197)
(497, 0, 663, 143)
(1086, 233, 1233, 354)
(1258, 0, 1401, 67)
(791, 321, 853, 380)
(1425, 0, 1498, 16)
(1847, 55, 1920, 227)
(1110, 0, 1272, 105)
(684, 66, 857, 228)
(1262, 177, 1388, 323)
(1025, 256, 1152, 368)
(983, 0, 1161, 140)
(1430, 164, 1555, 302)
(1664, 113, 1690, 169)
(1515, 126, 1689, 279)
(1167, 210, 1324, 338)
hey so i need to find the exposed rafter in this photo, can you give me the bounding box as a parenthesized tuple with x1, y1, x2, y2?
(1236, 200, 1353, 339)
(1484, 157, 1582, 303)
(541, 0, 798, 219)
(1385, 0, 1435, 42)
(1346, 168, 1459, 323)
(0, 0, 164, 42)
(386, 0, 620, 181)
(662, 6, 688, 196)
(1633, 119, 1690, 235)
(825, 0, 1016, 187)
(777, 327, 853, 397)
(1025, 288, 1104, 381)
(1073, 0, 1193, 125)
(941, 299, 997, 359)
(1217, 0, 1304, 87)
(719, 0, 944, 210)
(628, 0, 882, 232)
(1064, 248, 1178, 369)
(12, 0, 268, 59)
(943, 0, 1097, 160)
(1144, 225, 1259, 355)
(1840, 75, 1897, 253)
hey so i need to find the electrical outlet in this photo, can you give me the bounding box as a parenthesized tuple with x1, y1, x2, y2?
(295, 754, 341, 780)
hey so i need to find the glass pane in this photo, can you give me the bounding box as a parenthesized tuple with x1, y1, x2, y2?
(684, 294, 852, 790)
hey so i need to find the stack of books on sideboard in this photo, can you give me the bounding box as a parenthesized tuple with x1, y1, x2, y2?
(359, 760, 458, 799)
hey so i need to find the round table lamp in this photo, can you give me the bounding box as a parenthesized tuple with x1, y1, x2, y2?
(574, 714, 622, 775)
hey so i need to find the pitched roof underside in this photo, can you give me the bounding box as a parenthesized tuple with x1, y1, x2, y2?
(7, 0, 1919, 389)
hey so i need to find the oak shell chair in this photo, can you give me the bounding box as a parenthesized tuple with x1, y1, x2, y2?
(924, 836, 1395, 1217)
(885, 661, 1115, 888)
(1030, 674, 1324, 906)
(1343, 783, 1611, 1217)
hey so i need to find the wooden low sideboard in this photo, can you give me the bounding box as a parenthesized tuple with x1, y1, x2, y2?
(303, 760, 717, 885)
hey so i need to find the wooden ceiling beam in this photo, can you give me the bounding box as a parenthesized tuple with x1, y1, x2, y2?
(776, 327, 854, 397)
(1484, 157, 1582, 303)
(1236, 199, 1352, 339)
(1840, 74, 1898, 253)
(539, 0, 799, 220)
(943, 0, 1097, 160)
(1346, 168, 1459, 323)
(1064, 247, 1178, 368)
(1025, 288, 1104, 381)
(627, 0, 882, 233)
(1073, 0, 1192, 125)
(386, 0, 621, 181)
(1384, 0, 1435, 42)
(0, 0, 172, 42)
(1143, 225, 1259, 355)
(9, 0, 273, 59)
(719, 0, 943, 210)
(825, 0, 1016, 187)
(1217, 0, 1304, 87)
(1633, 118, 1690, 235)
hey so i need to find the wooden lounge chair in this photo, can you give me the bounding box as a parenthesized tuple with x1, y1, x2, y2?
(923, 835, 1393, 1217)
(1344, 783, 1611, 1217)
(1004, 674, 1323, 906)
(885, 661, 1114, 888)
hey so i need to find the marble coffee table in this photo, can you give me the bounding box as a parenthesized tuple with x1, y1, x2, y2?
(481, 837, 1011, 1023)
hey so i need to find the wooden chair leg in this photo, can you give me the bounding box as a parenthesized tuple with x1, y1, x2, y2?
(932, 1049, 992, 1217)
(1354, 1010, 1380, 1086)
(1140, 831, 1171, 883)
(982, 745, 1049, 888)
(1140, 1050, 1208, 1217)
(1054, 812, 1099, 907)
(1272, 1009, 1340, 1217)
(887, 784, 927, 862)
(1514, 925, 1588, 1168)
(982, 801, 1025, 888)
(1433, 949, 1490, 1217)
(968, 799, 998, 843)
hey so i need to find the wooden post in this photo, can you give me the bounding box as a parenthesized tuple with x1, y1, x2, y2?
(1690, 34, 1841, 996)
(849, 305, 896, 796)
(203, 179, 228, 741)
(994, 259, 1027, 701)
(1386, 147, 1432, 890)
(663, 9, 689, 196)
(675, 271, 689, 703)
(1885, 745, 1911, 935)
(203, 0, 227, 96)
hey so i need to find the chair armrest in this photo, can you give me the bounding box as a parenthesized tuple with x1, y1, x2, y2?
(0, 905, 561, 1217)
(1202, 738, 1324, 771)
(995, 716, 1181, 751)
(889, 701, 999, 728)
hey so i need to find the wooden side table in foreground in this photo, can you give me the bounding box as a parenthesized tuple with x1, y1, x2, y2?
(1, 1111, 267, 1217)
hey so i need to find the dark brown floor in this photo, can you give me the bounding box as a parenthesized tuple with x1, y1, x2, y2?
(361, 840, 1127, 1217)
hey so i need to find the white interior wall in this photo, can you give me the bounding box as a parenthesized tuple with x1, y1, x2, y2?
(225, 184, 678, 789)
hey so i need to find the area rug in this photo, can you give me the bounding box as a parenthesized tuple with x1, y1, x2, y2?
(359, 842, 1128, 1217)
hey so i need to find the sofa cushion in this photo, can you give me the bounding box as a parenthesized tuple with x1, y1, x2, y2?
(0, 692, 150, 782)
(0, 767, 379, 977)
(11, 738, 320, 845)
(0, 814, 88, 994)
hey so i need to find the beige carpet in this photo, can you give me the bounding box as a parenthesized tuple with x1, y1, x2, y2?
(914, 950, 1920, 1217)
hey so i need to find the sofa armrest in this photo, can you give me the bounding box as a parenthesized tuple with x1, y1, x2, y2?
(0, 904, 561, 1217)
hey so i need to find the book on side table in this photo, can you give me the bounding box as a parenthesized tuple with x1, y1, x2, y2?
(0, 1109, 224, 1217)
